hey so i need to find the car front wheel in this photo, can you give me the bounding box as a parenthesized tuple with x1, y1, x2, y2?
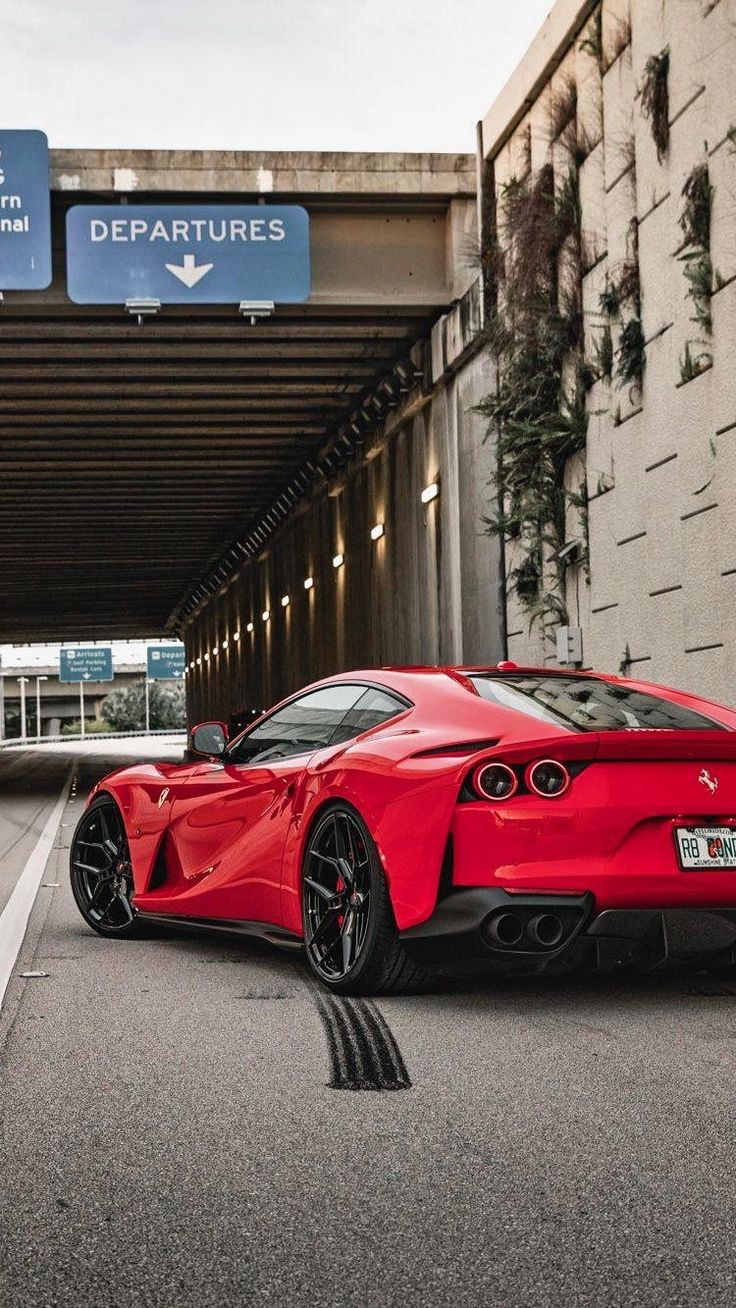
(70, 794, 141, 938)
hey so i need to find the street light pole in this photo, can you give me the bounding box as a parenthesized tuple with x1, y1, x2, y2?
(79, 682, 85, 740)
(17, 676, 29, 742)
(35, 675, 48, 741)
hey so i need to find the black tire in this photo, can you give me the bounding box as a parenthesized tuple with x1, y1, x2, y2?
(70, 794, 141, 939)
(301, 801, 435, 996)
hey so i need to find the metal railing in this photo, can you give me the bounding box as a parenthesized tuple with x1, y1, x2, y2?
(0, 729, 187, 749)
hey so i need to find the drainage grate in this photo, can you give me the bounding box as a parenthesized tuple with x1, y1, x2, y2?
(315, 993, 411, 1091)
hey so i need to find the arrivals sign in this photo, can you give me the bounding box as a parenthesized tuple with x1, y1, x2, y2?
(147, 645, 186, 680)
(0, 130, 52, 289)
(65, 204, 310, 304)
(59, 647, 114, 683)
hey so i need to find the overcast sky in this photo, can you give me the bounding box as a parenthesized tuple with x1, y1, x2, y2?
(3, 0, 552, 153)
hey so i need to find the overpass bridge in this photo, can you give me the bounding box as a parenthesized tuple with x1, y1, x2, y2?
(0, 662, 147, 737)
(1, 148, 501, 718)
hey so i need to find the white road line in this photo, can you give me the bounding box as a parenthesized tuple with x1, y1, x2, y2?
(0, 766, 74, 1012)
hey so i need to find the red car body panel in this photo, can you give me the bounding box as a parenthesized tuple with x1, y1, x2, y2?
(88, 666, 736, 945)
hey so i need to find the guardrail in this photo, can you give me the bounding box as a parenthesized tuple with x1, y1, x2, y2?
(0, 729, 187, 748)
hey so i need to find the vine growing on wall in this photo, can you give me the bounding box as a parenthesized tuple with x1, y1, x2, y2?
(478, 135, 588, 628)
(640, 48, 670, 162)
(677, 161, 720, 379)
(679, 162, 716, 334)
(578, 7, 603, 69)
(578, 4, 631, 76)
(599, 217, 645, 395)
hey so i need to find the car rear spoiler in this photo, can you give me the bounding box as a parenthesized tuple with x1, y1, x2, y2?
(489, 729, 736, 766)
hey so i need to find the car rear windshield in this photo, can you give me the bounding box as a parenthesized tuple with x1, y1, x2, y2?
(468, 675, 726, 733)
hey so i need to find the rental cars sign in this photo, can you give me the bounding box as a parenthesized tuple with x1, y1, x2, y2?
(65, 204, 310, 304)
(0, 129, 52, 289)
(59, 647, 114, 683)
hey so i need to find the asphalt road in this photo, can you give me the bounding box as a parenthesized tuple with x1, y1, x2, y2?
(1, 743, 736, 1308)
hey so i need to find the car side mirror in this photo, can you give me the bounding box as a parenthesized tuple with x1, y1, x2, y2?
(189, 721, 229, 757)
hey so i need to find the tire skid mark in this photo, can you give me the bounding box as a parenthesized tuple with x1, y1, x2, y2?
(314, 990, 411, 1091)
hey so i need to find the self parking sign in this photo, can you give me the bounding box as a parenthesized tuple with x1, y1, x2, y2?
(59, 647, 113, 683)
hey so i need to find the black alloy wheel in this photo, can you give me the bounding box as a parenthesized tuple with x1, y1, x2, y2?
(302, 802, 433, 995)
(70, 795, 140, 938)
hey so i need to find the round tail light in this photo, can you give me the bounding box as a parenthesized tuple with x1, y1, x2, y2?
(526, 759, 570, 798)
(473, 762, 518, 801)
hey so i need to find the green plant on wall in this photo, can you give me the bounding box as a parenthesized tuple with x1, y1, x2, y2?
(679, 340, 713, 384)
(578, 4, 631, 75)
(616, 318, 646, 386)
(598, 217, 645, 391)
(640, 48, 670, 163)
(678, 161, 716, 336)
(677, 160, 721, 381)
(591, 322, 614, 381)
(478, 149, 588, 629)
(578, 7, 603, 68)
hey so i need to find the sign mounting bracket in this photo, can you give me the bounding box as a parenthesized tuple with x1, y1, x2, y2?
(125, 296, 161, 325)
(238, 299, 274, 324)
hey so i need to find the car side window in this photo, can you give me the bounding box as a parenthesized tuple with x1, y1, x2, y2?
(227, 684, 365, 765)
(328, 687, 408, 746)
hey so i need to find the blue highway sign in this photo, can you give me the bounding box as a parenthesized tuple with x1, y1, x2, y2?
(65, 204, 310, 305)
(147, 645, 186, 680)
(0, 130, 52, 289)
(60, 647, 114, 683)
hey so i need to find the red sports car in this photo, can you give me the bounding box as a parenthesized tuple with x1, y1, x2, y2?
(70, 664, 736, 993)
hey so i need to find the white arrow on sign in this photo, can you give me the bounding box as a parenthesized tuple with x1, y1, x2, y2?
(165, 253, 214, 288)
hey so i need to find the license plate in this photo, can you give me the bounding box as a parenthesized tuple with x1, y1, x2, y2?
(675, 826, 736, 870)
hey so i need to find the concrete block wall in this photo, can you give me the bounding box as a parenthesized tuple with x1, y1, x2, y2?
(483, 0, 736, 701)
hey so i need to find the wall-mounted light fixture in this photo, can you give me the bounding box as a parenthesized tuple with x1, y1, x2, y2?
(332, 552, 344, 569)
(281, 594, 290, 608)
(233, 630, 240, 642)
(370, 523, 385, 541)
(421, 482, 439, 504)
(246, 622, 254, 633)
(222, 638, 228, 650)
(262, 610, 270, 622)
(304, 576, 314, 590)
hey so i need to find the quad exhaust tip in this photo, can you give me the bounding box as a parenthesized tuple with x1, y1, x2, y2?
(487, 912, 525, 947)
(485, 909, 565, 952)
(527, 912, 564, 948)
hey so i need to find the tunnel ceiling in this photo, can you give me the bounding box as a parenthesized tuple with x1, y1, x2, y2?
(0, 151, 475, 643)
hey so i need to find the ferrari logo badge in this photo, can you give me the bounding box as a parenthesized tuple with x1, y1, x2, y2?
(699, 769, 718, 794)
(158, 787, 171, 808)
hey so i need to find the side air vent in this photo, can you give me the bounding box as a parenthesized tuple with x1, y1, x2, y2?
(411, 738, 500, 759)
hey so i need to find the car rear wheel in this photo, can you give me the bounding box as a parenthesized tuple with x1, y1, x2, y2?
(301, 802, 434, 995)
(70, 794, 140, 938)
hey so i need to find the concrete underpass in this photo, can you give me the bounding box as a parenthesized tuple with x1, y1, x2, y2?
(1, 148, 499, 724)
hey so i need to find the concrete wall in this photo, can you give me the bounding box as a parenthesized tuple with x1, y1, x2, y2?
(482, 0, 736, 703)
(184, 283, 503, 721)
